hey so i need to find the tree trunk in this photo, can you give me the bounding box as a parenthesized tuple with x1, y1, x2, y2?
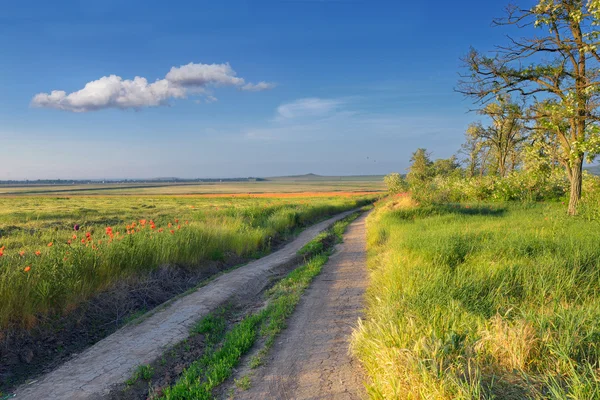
(567, 157, 583, 215)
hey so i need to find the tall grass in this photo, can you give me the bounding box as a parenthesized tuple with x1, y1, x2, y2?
(352, 197, 600, 399)
(0, 195, 375, 331)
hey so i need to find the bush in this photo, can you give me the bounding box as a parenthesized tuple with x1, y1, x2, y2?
(384, 173, 409, 194)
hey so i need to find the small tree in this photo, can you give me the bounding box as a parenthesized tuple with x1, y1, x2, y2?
(458, 0, 600, 214)
(406, 148, 434, 186)
(384, 173, 410, 194)
(433, 156, 462, 177)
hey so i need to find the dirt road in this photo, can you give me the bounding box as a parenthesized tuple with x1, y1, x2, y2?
(235, 213, 368, 400)
(13, 211, 357, 400)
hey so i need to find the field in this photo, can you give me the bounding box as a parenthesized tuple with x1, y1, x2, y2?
(352, 196, 600, 399)
(0, 189, 378, 333)
(0, 176, 385, 196)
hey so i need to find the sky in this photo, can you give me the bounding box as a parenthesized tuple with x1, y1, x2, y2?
(0, 0, 526, 179)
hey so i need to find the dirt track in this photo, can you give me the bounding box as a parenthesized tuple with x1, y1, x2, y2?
(13, 211, 356, 400)
(235, 213, 368, 400)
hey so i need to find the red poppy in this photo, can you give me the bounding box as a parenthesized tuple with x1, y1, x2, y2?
(168, 223, 172, 228)
(158, 228, 164, 233)
(35, 251, 41, 256)
(175, 219, 179, 223)
(72, 234, 77, 240)
(170, 230, 175, 234)
(177, 225, 181, 230)
(19, 251, 25, 257)
(140, 219, 147, 226)
(47, 242, 53, 247)
(105, 227, 113, 235)
(67, 240, 71, 245)
(24, 266, 31, 272)
(81, 239, 86, 244)
(86, 232, 91, 238)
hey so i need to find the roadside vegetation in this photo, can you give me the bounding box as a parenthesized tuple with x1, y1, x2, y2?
(353, 197, 600, 398)
(0, 194, 374, 332)
(359, 3, 600, 397)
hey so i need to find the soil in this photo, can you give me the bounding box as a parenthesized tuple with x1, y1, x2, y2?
(228, 212, 369, 400)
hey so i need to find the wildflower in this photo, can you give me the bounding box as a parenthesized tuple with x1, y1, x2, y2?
(98, 240, 102, 245)
(67, 240, 71, 245)
(115, 232, 120, 236)
(35, 251, 41, 256)
(74, 224, 80, 231)
(168, 223, 172, 228)
(47, 242, 53, 247)
(170, 230, 175, 234)
(81, 239, 86, 244)
(86, 232, 91, 238)
(24, 266, 31, 272)
(19, 250, 25, 257)
(185, 220, 189, 225)
(158, 228, 164, 233)
(175, 219, 179, 223)
(63, 257, 68, 261)
(140, 219, 147, 226)
(72, 234, 77, 240)
(177, 225, 181, 230)
(105, 227, 113, 235)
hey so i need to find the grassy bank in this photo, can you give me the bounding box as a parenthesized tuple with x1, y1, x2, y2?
(0, 195, 375, 331)
(352, 197, 600, 399)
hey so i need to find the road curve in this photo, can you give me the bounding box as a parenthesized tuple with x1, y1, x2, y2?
(14, 210, 358, 400)
(235, 212, 369, 400)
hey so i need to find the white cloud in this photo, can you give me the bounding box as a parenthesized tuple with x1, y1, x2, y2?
(32, 62, 275, 112)
(276, 98, 344, 119)
(165, 62, 244, 87)
(32, 75, 186, 112)
(241, 81, 277, 92)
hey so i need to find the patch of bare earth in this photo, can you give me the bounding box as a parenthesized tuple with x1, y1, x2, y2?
(225, 213, 369, 400)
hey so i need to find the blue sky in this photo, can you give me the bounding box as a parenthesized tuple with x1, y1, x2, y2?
(0, 0, 520, 179)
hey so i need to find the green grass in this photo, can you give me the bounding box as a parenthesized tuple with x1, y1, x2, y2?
(0, 194, 375, 331)
(159, 213, 360, 399)
(126, 364, 155, 386)
(352, 198, 600, 399)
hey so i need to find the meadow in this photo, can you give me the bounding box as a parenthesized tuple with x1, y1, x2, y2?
(353, 196, 600, 399)
(0, 192, 376, 332)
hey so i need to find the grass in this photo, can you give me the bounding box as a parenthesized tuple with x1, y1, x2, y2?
(0, 194, 376, 332)
(126, 364, 155, 386)
(158, 212, 361, 399)
(352, 197, 600, 399)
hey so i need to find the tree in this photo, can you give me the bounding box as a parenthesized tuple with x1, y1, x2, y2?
(461, 123, 491, 177)
(384, 173, 410, 194)
(406, 148, 433, 186)
(458, 0, 600, 215)
(468, 97, 527, 177)
(432, 155, 461, 177)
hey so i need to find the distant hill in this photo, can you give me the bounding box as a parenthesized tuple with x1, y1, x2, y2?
(584, 165, 600, 175)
